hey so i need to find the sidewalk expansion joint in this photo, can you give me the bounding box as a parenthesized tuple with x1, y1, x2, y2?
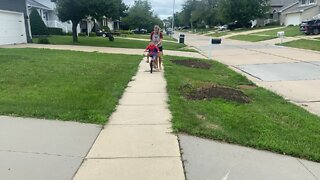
(0, 149, 83, 158)
(297, 159, 319, 180)
(86, 156, 181, 160)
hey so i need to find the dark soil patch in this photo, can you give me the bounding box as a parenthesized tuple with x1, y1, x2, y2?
(171, 59, 212, 69)
(181, 84, 251, 103)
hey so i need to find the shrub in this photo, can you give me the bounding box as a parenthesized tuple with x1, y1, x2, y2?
(78, 33, 86, 36)
(48, 27, 63, 35)
(266, 22, 281, 26)
(101, 26, 111, 32)
(89, 32, 96, 37)
(38, 38, 50, 44)
(118, 30, 134, 35)
(30, 8, 49, 35)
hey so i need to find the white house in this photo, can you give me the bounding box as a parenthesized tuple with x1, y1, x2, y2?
(27, 0, 74, 32)
(0, 0, 31, 45)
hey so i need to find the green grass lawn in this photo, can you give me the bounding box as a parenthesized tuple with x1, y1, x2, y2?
(228, 26, 302, 42)
(164, 57, 320, 162)
(254, 26, 302, 37)
(34, 35, 186, 51)
(210, 32, 230, 37)
(229, 34, 277, 42)
(0, 48, 140, 124)
(280, 39, 320, 51)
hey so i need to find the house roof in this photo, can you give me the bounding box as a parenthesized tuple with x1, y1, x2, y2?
(284, 4, 318, 14)
(35, 0, 56, 10)
(27, 0, 52, 10)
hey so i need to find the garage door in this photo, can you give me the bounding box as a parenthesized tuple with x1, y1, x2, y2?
(0, 10, 27, 45)
(285, 13, 301, 26)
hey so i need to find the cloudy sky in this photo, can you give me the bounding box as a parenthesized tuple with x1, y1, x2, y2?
(122, 0, 185, 19)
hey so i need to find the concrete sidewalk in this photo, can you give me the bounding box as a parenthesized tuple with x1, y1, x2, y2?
(180, 134, 320, 180)
(1, 43, 206, 59)
(73, 59, 185, 180)
(0, 116, 101, 180)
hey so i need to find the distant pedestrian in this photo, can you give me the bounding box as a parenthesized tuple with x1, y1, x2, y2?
(150, 25, 163, 69)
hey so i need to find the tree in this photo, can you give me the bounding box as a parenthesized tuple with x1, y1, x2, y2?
(122, 0, 163, 32)
(218, 0, 270, 27)
(30, 8, 49, 35)
(54, 0, 125, 42)
(178, 0, 219, 28)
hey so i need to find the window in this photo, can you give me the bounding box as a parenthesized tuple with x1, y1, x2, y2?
(301, 0, 306, 5)
(310, 0, 315, 4)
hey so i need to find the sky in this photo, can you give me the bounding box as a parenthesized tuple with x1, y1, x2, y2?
(122, 0, 185, 20)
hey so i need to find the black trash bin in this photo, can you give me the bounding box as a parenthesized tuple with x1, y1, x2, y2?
(179, 34, 185, 44)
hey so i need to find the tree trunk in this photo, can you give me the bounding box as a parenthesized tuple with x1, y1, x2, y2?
(72, 20, 79, 43)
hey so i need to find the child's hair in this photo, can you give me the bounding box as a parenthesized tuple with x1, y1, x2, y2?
(149, 41, 154, 45)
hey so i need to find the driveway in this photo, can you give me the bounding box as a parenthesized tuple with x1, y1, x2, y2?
(175, 32, 320, 116)
(0, 116, 101, 180)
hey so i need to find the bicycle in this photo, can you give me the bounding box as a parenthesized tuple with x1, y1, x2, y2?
(144, 52, 158, 74)
(149, 54, 158, 73)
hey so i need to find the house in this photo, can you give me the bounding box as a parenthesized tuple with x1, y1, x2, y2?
(27, 0, 73, 32)
(269, 0, 298, 24)
(80, 16, 120, 35)
(0, 0, 31, 45)
(280, 0, 320, 25)
(257, 0, 319, 26)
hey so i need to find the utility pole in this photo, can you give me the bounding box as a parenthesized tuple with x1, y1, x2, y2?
(172, 0, 175, 34)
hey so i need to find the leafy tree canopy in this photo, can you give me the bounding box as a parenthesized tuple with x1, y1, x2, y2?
(54, 0, 125, 42)
(121, 0, 163, 32)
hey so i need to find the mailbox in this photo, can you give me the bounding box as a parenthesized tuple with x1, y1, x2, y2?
(179, 34, 185, 44)
(211, 38, 221, 44)
(277, 31, 284, 37)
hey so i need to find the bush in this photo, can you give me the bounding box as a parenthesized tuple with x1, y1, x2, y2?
(65, 32, 73, 36)
(118, 30, 134, 35)
(48, 27, 63, 35)
(38, 38, 50, 44)
(101, 26, 111, 32)
(78, 33, 86, 36)
(89, 32, 96, 37)
(30, 8, 49, 35)
(266, 22, 281, 26)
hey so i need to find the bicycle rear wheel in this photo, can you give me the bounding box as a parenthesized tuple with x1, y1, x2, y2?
(150, 60, 153, 73)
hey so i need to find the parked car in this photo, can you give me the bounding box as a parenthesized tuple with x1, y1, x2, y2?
(131, 28, 147, 34)
(217, 25, 228, 31)
(227, 21, 242, 30)
(300, 19, 320, 35)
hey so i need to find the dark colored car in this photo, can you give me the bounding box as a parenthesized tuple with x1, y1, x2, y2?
(227, 21, 252, 31)
(300, 19, 320, 35)
(227, 22, 242, 30)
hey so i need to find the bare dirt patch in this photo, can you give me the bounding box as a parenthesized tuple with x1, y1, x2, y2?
(171, 59, 212, 69)
(181, 84, 251, 103)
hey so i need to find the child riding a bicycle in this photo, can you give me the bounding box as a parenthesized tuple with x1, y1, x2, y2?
(144, 42, 160, 69)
